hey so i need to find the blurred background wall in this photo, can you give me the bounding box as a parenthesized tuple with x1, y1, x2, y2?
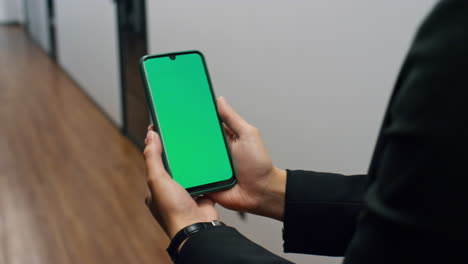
(0, 0, 23, 24)
(24, 0, 49, 53)
(55, 0, 122, 126)
(13, 0, 438, 263)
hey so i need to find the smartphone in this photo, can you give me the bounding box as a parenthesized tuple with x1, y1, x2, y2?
(139, 51, 236, 196)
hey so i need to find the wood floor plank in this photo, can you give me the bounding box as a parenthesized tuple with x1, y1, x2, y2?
(0, 25, 171, 264)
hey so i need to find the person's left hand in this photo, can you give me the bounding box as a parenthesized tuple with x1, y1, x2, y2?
(144, 125, 219, 239)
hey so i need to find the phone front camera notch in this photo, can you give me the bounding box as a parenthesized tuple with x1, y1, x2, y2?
(169, 55, 176, 60)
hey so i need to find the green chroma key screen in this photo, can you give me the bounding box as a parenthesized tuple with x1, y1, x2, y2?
(142, 52, 234, 190)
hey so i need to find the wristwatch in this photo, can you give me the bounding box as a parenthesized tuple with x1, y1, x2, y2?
(167, 220, 226, 262)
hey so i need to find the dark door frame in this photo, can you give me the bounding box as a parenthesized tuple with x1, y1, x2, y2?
(116, 0, 149, 149)
(116, 0, 128, 134)
(23, 0, 29, 30)
(46, 0, 57, 60)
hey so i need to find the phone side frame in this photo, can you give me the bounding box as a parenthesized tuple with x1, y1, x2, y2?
(138, 50, 237, 196)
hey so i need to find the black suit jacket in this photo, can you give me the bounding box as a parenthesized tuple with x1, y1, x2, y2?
(176, 1, 468, 263)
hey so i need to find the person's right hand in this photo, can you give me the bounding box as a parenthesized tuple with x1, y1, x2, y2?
(208, 97, 287, 221)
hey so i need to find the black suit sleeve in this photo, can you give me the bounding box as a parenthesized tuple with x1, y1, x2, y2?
(286, 1, 468, 261)
(177, 226, 293, 264)
(343, 1, 468, 263)
(283, 170, 367, 256)
(176, 171, 368, 263)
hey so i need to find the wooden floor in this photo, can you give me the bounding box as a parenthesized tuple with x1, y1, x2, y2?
(0, 25, 170, 264)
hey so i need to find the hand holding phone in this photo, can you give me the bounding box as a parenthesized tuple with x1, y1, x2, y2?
(208, 97, 287, 221)
(141, 51, 286, 223)
(143, 97, 286, 242)
(144, 126, 219, 239)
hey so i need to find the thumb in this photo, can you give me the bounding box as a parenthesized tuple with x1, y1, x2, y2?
(144, 131, 171, 190)
(195, 196, 216, 208)
(217, 97, 250, 136)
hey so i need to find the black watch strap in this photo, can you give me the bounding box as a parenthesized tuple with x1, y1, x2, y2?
(167, 220, 225, 262)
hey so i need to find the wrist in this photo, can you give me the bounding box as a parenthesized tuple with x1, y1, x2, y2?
(255, 167, 287, 221)
(167, 219, 197, 239)
(167, 221, 226, 262)
(168, 217, 221, 239)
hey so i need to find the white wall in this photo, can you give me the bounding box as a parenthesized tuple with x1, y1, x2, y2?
(24, 0, 49, 53)
(0, 0, 7, 22)
(0, 0, 24, 23)
(147, 1, 437, 263)
(55, 0, 122, 126)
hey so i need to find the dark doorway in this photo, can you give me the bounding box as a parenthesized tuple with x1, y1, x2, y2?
(46, 0, 57, 60)
(23, 0, 29, 31)
(117, 0, 149, 148)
